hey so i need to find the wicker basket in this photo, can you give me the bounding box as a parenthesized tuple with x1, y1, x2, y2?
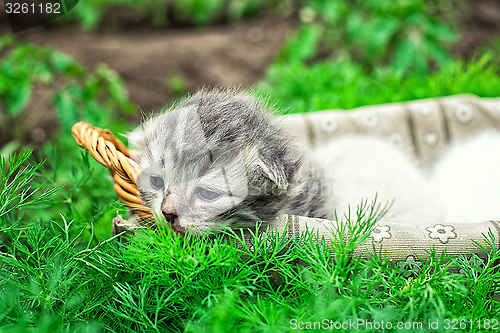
(72, 94, 500, 270)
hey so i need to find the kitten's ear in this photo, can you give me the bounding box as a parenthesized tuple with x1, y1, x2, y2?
(254, 156, 289, 193)
(125, 128, 146, 150)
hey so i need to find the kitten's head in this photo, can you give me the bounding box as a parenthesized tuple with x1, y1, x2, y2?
(128, 89, 300, 235)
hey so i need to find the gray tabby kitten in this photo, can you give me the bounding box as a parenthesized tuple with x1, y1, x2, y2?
(129, 89, 441, 235)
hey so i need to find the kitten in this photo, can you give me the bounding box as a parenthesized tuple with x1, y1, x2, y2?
(128, 90, 443, 235)
(129, 90, 302, 234)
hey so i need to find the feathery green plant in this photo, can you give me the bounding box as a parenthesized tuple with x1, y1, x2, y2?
(2, 6, 500, 330)
(0, 151, 499, 332)
(0, 150, 57, 225)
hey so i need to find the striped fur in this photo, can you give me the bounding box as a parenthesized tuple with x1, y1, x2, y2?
(129, 89, 314, 234)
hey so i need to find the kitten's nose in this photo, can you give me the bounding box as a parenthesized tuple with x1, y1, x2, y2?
(162, 212, 177, 224)
(161, 194, 178, 224)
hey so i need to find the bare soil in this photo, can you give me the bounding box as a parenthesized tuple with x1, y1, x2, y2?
(0, 0, 500, 117)
(452, 0, 500, 59)
(0, 2, 296, 147)
(8, 15, 296, 112)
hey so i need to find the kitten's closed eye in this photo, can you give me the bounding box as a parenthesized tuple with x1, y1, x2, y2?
(150, 175, 165, 189)
(196, 187, 221, 201)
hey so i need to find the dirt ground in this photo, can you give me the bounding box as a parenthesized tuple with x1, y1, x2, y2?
(7, 14, 296, 112)
(1, 0, 500, 114)
(452, 0, 500, 59)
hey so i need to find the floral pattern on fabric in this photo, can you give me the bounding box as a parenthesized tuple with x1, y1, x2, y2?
(426, 224, 456, 243)
(454, 105, 474, 124)
(399, 255, 423, 277)
(371, 225, 391, 243)
(321, 118, 339, 134)
(423, 131, 439, 147)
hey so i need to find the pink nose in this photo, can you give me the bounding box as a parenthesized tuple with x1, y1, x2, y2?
(161, 194, 178, 224)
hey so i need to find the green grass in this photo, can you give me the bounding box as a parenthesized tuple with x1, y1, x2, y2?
(0, 36, 136, 241)
(2, 16, 500, 333)
(1, 160, 499, 332)
(257, 52, 500, 114)
(2, 53, 500, 331)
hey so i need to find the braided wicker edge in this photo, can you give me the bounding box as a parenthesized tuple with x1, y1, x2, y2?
(71, 121, 155, 227)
